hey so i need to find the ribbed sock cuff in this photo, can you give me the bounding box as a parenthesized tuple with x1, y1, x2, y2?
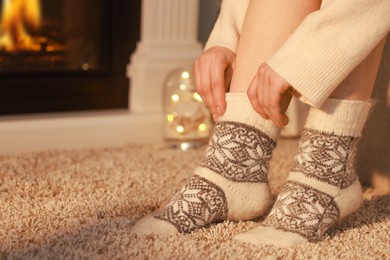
(304, 98, 372, 137)
(220, 93, 281, 141)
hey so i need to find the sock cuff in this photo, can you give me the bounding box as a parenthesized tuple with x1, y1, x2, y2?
(305, 98, 372, 137)
(220, 93, 280, 141)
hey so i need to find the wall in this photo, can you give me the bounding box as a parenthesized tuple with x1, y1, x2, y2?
(198, 0, 220, 44)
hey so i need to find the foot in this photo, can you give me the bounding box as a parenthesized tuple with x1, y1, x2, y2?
(234, 98, 371, 246)
(131, 93, 280, 235)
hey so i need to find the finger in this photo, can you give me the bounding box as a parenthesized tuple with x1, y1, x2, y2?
(212, 114, 219, 123)
(266, 72, 291, 127)
(195, 58, 215, 114)
(194, 60, 213, 112)
(264, 69, 285, 127)
(199, 64, 218, 116)
(256, 65, 269, 119)
(224, 64, 233, 91)
(268, 84, 289, 127)
(211, 63, 227, 116)
(247, 76, 268, 119)
(255, 66, 269, 119)
(194, 60, 202, 94)
(261, 68, 274, 122)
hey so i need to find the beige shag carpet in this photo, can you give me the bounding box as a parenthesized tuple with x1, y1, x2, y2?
(1, 139, 389, 259)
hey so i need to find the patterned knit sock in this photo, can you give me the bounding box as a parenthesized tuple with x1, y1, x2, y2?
(130, 93, 280, 235)
(234, 98, 371, 247)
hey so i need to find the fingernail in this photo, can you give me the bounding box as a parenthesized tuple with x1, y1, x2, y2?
(212, 114, 219, 123)
(217, 106, 222, 116)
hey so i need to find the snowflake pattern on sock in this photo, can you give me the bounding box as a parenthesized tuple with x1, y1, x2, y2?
(201, 121, 276, 183)
(232, 100, 370, 246)
(344, 138, 359, 189)
(262, 181, 340, 242)
(292, 129, 358, 188)
(152, 120, 277, 233)
(154, 175, 228, 233)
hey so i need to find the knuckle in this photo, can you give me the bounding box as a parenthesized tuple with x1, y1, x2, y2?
(269, 76, 278, 85)
(259, 112, 267, 118)
(200, 85, 210, 94)
(246, 89, 255, 98)
(193, 70, 198, 79)
(196, 85, 206, 94)
(209, 52, 219, 60)
(215, 62, 226, 72)
(195, 84, 202, 93)
(211, 79, 222, 89)
(258, 64, 267, 73)
(248, 95, 258, 105)
(201, 52, 214, 62)
(194, 59, 199, 69)
(270, 104, 279, 110)
(257, 72, 265, 81)
(197, 55, 207, 65)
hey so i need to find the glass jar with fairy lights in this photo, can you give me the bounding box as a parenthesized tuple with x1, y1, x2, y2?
(163, 67, 213, 150)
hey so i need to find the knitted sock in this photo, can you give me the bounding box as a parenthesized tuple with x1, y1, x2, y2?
(130, 93, 280, 235)
(234, 98, 371, 247)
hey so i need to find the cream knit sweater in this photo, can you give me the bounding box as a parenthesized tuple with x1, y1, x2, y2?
(205, 0, 390, 108)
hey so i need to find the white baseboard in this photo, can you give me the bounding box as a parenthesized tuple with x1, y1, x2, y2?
(0, 110, 163, 154)
(0, 98, 307, 155)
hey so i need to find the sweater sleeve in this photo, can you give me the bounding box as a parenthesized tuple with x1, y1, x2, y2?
(267, 0, 390, 108)
(204, 0, 249, 53)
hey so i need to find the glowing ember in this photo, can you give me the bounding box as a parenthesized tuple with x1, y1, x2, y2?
(0, 0, 41, 52)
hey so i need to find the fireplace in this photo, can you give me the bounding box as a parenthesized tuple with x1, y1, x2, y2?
(0, 0, 140, 115)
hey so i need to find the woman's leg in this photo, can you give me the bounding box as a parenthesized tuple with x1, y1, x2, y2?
(229, 0, 321, 116)
(333, 37, 388, 190)
(235, 37, 387, 246)
(330, 37, 387, 100)
(230, 0, 321, 94)
(130, 0, 320, 236)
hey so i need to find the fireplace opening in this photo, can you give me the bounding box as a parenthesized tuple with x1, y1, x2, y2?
(0, 0, 107, 72)
(0, 0, 140, 115)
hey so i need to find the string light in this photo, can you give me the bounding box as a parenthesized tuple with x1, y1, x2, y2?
(180, 143, 190, 151)
(171, 94, 180, 102)
(163, 68, 212, 147)
(198, 123, 207, 132)
(167, 114, 174, 122)
(176, 125, 184, 133)
(181, 71, 190, 79)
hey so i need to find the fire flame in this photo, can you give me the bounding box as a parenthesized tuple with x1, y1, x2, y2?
(0, 0, 41, 52)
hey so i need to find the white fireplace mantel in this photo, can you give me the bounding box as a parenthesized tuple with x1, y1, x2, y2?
(128, 0, 203, 113)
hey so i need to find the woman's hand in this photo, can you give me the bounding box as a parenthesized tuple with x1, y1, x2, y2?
(194, 46, 235, 122)
(247, 63, 291, 127)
